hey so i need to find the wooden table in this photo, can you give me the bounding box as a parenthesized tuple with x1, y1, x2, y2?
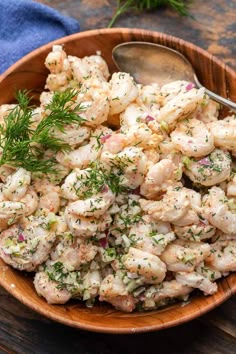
(1, 0, 236, 353)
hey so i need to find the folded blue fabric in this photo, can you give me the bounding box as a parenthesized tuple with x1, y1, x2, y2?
(0, 0, 80, 73)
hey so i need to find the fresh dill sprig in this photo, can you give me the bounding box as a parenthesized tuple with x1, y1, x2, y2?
(33, 89, 85, 151)
(0, 89, 84, 173)
(108, 0, 190, 27)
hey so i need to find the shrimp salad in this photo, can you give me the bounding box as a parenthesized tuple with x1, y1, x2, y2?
(0, 45, 235, 312)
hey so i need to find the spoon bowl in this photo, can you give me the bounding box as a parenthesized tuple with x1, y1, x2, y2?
(113, 41, 236, 111)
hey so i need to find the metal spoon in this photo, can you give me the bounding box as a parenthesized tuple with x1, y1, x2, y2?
(112, 41, 236, 111)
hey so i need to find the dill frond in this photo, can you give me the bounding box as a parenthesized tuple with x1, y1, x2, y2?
(0, 88, 84, 173)
(108, 0, 190, 27)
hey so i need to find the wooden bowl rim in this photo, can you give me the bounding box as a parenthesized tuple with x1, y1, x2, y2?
(0, 27, 236, 334)
(1, 265, 235, 334)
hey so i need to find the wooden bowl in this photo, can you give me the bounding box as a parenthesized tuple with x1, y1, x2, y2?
(0, 28, 236, 334)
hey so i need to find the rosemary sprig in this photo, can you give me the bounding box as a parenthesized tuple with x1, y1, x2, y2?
(0, 89, 84, 173)
(108, 0, 190, 27)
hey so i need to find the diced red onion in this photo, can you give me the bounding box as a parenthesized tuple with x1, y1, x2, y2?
(18, 233, 25, 242)
(132, 186, 140, 195)
(100, 184, 109, 193)
(199, 219, 209, 226)
(145, 115, 155, 123)
(198, 157, 211, 166)
(99, 237, 108, 248)
(186, 82, 195, 91)
(100, 134, 111, 143)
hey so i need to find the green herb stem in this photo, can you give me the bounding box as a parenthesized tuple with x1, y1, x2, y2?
(108, 0, 190, 27)
(0, 89, 84, 173)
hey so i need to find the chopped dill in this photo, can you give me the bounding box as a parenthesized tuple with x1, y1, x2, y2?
(0, 89, 84, 173)
(74, 162, 127, 199)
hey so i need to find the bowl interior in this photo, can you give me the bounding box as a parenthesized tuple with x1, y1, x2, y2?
(0, 28, 236, 333)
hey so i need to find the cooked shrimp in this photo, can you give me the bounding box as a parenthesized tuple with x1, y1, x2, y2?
(194, 99, 220, 124)
(101, 147, 148, 189)
(0, 104, 17, 125)
(99, 274, 136, 312)
(76, 76, 110, 126)
(143, 149, 160, 165)
(123, 247, 167, 284)
(159, 80, 194, 105)
(208, 116, 236, 153)
(3, 168, 31, 201)
(157, 87, 206, 128)
(140, 187, 190, 223)
(0, 165, 15, 183)
(0, 215, 57, 271)
(20, 188, 39, 216)
(206, 239, 236, 272)
(39, 91, 54, 106)
(64, 210, 112, 238)
(51, 237, 98, 271)
(83, 55, 110, 80)
(66, 187, 115, 219)
(158, 139, 178, 158)
(56, 126, 112, 169)
(202, 186, 236, 234)
(129, 221, 176, 256)
(52, 125, 90, 147)
(171, 118, 214, 157)
(171, 188, 201, 227)
(160, 240, 211, 272)
(176, 272, 217, 295)
(38, 186, 61, 214)
(195, 261, 221, 281)
(102, 133, 128, 154)
(44, 45, 67, 74)
(0, 201, 26, 220)
(174, 222, 216, 241)
(184, 149, 231, 186)
(227, 175, 236, 197)
(142, 279, 192, 309)
(45, 72, 71, 91)
(140, 159, 180, 199)
(68, 54, 109, 83)
(109, 72, 138, 115)
(138, 83, 161, 108)
(34, 271, 71, 304)
(120, 103, 147, 128)
(122, 123, 163, 150)
(61, 169, 89, 201)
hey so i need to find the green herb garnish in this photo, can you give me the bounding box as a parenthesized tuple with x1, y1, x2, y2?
(74, 162, 126, 199)
(0, 89, 84, 173)
(108, 0, 190, 27)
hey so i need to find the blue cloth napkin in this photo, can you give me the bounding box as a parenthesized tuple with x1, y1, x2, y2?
(0, 0, 80, 74)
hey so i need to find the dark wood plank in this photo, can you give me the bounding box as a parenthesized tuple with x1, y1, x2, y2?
(0, 285, 236, 354)
(201, 297, 236, 339)
(38, 0, 236, 70)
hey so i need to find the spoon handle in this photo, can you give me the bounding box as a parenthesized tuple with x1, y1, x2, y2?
(194, 76, 236, 111)
(204, 87, 236, 111)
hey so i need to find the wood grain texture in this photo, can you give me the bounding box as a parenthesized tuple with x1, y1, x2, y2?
(37, 0, 236, 70)
(0, 285, 236, 354)
(0, 29, 236, 338)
